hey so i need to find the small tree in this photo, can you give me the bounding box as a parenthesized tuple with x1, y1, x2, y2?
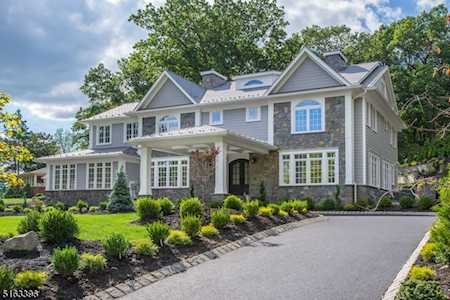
(107, 169, 133, 213)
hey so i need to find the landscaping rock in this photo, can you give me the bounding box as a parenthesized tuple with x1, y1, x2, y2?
(3, 231, 41, 253)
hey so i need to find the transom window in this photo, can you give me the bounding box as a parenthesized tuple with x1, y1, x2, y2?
(88, 162, 113, 189)
(210, 111, 223, 125)
(159, 115, 179, 133)
(246, 106, 261, 122)
(244, 79, 264, 87)
(53, 164, 76, 190)
(125, 122, 138, 141)
(97, 125, 111, 145)
(279, 150, 338, 186)
(151, 157, 189, 188)
(292, 99, 324, 133)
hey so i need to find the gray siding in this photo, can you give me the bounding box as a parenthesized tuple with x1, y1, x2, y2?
(200, 106, 268, 141)
(77, 163, 86, 190)
(92, 123, 125, 149)
(353, 98, 364, 184)
(277, 57, 342, 93)
(146, 80, 192, 109)
(125, 162, 140, 184)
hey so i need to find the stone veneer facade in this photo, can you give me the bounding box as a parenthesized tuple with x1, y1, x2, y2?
(45, 190, 111, 205)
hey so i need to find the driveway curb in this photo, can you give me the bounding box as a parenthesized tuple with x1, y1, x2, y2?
(315, 211, 435, 217)
(381, 230, 430, 300)
(84, 216, 327, 300)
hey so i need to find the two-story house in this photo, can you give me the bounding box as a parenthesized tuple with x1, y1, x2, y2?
(38, 47, 405, 205)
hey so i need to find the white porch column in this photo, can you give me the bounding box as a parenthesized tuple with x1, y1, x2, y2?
(214, 140, 228, 194)
(344, 92, 354, 184)
(138, 147, 152, 196)
(45, 165, 51, 191)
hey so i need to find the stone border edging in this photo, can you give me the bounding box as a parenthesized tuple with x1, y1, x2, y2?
(381, 231, 430, 300)
(315, 211, 436, 217)
(83, 216, 327, 300)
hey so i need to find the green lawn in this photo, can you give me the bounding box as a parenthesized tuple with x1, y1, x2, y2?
(0, 213, 148, 241)
(3, 198, 31, 206)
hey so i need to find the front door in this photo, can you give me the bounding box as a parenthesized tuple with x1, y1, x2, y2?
(228, 159, 249, 196)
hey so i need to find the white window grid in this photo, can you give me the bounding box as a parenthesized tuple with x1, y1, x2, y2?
(151, 157, 190, 189)
(125, 122, 139, 141)
(368, 152, 381, 188)
(97, 125, 111, 145)
(87, 161, 113, 190)
(291, 99, 325, 134)
(52, 164, 76, 191)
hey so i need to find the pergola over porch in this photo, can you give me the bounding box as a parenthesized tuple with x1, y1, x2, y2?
(128, 125, 277, 197)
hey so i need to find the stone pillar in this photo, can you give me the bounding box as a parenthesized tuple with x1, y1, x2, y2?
(214, 140, 227, 194)
(138, 147, 152, 196)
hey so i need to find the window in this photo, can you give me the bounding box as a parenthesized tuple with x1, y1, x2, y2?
(151, 157, 189, 188)
(292, 99, 324, 134)
(210, 111, 223, 125)
(381, 161, 395, 191)
(366, 103, 378, 131)
(159, 115, 179, 133)
(246, 106, 261, 122)
(368, 152, 380, 187)
(97, 125, 111, 145)
(53, 164, 76, 190)
(87, 162, 113, 189)
(279, 149, 338, 186)
(244, 79, 264, 87)
(125, 122, 138, 141)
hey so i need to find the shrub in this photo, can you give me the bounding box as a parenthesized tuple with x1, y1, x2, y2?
(211, 208, 230, 229)
(343, 203, 358, 211)
(223, 195, 243, 211)
(181, 215, 202, 237)
(165, 230, 192, 247)
(305, 197, 314, 210)
(317, 199, 336, 211)
(54, 201, 66, 211)
(68, 206, 78, 214)
(243, 200, 259, 217)
(88, 206, 98, 213)
(40, 208, 79, 244)
(355, 198, 370, 209)
(76, 200, 89, 212)
(135, 197, 161, 220)
(4, 208, 13, 213)
(377, 196, 393, 209)
(291, 200, 308, 214)
(107, 170, 133, 212)
(200, 225, 219, 237)
(146, 221, 170, 246)
(12, 205, 23, 213)
(0, 202, 4, 212)
(278, 210, 288, 217)
(179, 197, 203, 218)
(80, 253, 107, 273)
(421, 243, 437, 262)
(17, 210, 41, 234)
(30, 199, 44, 212)
(132, 240, 159, 256)
(409, 266, 436, 281)
(418, 196, 434, 210)
(399, 196, 415, 209)
(258, 207, 272, 217)
(230, 214, 246, 224)
(396, 279, 446, 300)
(99, 201, 108, 210)
(208, 201, 223, 209)
(51, 246, 80, 277)
(280, 201, 294, 215)
(158, 197, 174, 215)
(102, 233, 129, 260)
(0, 266, 15, 290)
(268, 203, 280, 215)
(14, 271, 48, 289)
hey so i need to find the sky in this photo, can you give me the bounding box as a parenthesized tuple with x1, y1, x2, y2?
(0, 0, 448, 134)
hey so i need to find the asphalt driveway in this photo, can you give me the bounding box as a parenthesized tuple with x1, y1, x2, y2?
(122, 216, 434, 300)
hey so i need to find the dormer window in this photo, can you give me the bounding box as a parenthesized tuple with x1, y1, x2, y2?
(159, 115, 179, 133)
(97, 125, 111, 145)
(244, 79, 264, 87)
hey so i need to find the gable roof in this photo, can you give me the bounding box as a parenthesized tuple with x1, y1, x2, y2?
(135, 71, 205, 111)
(339, 62, 382, 85)
(266, 47, 352, 95)
(84, 102, 139, 122)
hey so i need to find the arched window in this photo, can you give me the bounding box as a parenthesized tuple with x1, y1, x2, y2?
(159, 115, 179, 133)
(244, 79, 264, 86)
(292, 99, 324, 133)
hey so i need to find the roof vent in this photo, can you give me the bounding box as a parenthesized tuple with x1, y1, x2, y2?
(323, 51, 348, 71)
(200, 69, 227, 89)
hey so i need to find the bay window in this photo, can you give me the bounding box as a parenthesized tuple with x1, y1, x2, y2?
(279, 149, 338, 185)
(292, 99, 324, 134)
(151, 157, 189, 188)
(87, 162, 113, 189)
(53, 164, 76, 190)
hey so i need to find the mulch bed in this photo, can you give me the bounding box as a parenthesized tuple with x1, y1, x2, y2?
(0, 212, 317, 299)
(413, 256, 450, 297)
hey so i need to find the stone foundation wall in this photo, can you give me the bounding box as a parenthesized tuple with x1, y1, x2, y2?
(152, 189, 190, 201)
(45, 190, 111, 205)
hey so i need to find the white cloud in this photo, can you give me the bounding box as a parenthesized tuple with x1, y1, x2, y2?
(416, 0, 445, 10)
(14, 100, 79, 121)
(48, 81, 81, 97)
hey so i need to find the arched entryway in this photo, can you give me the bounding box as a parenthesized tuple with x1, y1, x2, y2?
(228, 159, 249, 196)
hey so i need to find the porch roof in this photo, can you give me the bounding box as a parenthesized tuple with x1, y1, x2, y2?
(36, 147, 139, 163)
(129, 125, 277, 154)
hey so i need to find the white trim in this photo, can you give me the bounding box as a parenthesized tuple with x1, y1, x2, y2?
(194, 110, 201, 126)
(200, 69, 227, 80)
(45, 165, 50, 191)
(268, 102, 274, 145)
(165, 71, 198, 105)
(278, 148, 339, 186)
(290, 97, 325, 134)
(344, 92, 354, 184)
(86, 161, 114, 190)
(368, 151, 381, 188)
(96, 124, 112, 145)
(209, 110, 223, 125)
(245, 106, 261, 122)
(138, 148, 152, 195)
(123, 121, 139, 142)
(362, 97, 367, 185)
(51, 163, 77, 191)
(214, 140, 227, 194)
(158, 113, 181, 133)
(89, 126, 94, 148)
(150, 156, 190, 189)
